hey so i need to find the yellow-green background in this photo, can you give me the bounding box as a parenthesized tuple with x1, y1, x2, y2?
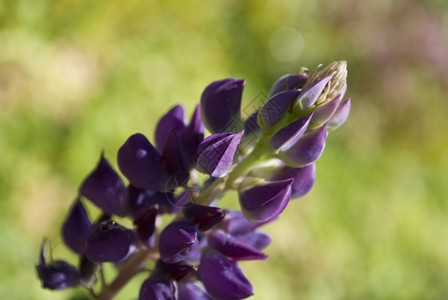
(1, 0, 447, 299)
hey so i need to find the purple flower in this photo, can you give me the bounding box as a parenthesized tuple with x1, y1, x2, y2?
(196, 131, 244, 177)
(239, 178, 293, 222)
(180, 104, 205, 169)
(117, 133, 168, 191)
(182, 204, 225, 231)
(134, 205, 158, 248)
(155, 260, 196, 281)
(158, 221, 197, 263)
(85, 220, 135, 263)
(293, 76, 332, 112)
(221, 210, 273, 235)
(161, 129, 189, 189)
(61, 199, 92, 255)
(280, 125, 327, 167)
(79, 155, 127, 216)
(269, 73, 308, 96)
(270, 164, 316, 199)
(308, 84, 346, 129)
(327, 98, 351, 130)
(199, 249, 253, 300)
(257, 90, 300, 129)
(139, 273, 176, 300)
(270, 113, 313, 152)
(155, 105, 186, 151)
(200, 78, 245, 133)
(36, 242, 79, 290)
(178, 282, 213, 300)
(208, 230, 267, 261)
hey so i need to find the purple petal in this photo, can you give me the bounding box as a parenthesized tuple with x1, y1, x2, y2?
(180, 105, 205, 169)
(117, 133, 168, 191)
(293, 76, 332, 112)
(85, 220, 135, 263)
(200, 78, 245, 133)
(62, 199, 92, 255)
(79, 155, 127, 216)
(139, 274, 176, 300)
(187, 232, 208, 262)
(269, 74, 308, 96)
(208, 230, 267, 261)
(270, 164, 316, 199)
(162, 130, 190, 189)
(155, 105, 186, 151)
(134, 205, 158, 248)
(308, 88, 344, 129)
(199, 249, 253, 300)
(232, 232, 272, 250)
(183, 204, 225, 231)
(239, 179, 293, 222)
(281, 125, 327, 167)
(222, 210, 272, 235)
(257, 90, 300, 129)
(178, 282, 213, 300)
(327, 98, 351, 130)
(158, 221, 197, 263)
(156, 260, 196, 281)
(270, 113, 313, 152)
(196, 131, 244, 177)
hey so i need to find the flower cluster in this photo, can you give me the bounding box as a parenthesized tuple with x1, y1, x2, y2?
(36, 61, 350, 299)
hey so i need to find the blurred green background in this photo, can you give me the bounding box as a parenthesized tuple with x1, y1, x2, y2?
(1, 0, 448, 299)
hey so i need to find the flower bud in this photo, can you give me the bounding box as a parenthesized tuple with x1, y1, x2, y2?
(208, 230, 267, 261)
(183, 204, 225, 231)
(238, 178, 293, 222)
(200, 78, 245, 133)
(280, 125, 327, 167)
(79, 154, 127, 216)
(117, 133, 168, 191)
(158, 221, 197, 263)
(270, 113, 313, 152)
(269, 73, 308, 97)
(270, 164, 316, 199)
(134, 205, 158, 248)
(180, 104, 205, 169)
(199, 249, 253, 300)
(196, 131, 244, 177)
(257, 90, 300, 129)
(293, 76, 332, 113)
(62, 199, 92, 255)
(139, 274, 176, 300)
(36, 242, 79, 290)
(161, 129, 189, 189)
(308, 90, 343, 129)
(327, 98, 351, 130)
(155, 105, 186, 151)
(85, 220, 135, 263)
(178, 282, 213, 300)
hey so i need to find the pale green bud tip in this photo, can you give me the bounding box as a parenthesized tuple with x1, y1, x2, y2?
(306, 61, 347, 105)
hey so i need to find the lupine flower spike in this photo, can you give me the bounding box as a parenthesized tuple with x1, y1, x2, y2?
(37, 60, 350, 300)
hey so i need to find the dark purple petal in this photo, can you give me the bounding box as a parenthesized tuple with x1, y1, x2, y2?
(62, 199, 92, 255)
(79, 155, 127, 216)
(269, 74, 308, 96)
(196, 131, 244, 177)
(180, 104, 205, 169)
(36, 242, 79, 290)
(178, 282, 213, 300)
(139, 274, 176, 300)
(327, 98, 351, 130)
(156, 260, 196, 281)
(134, 205, 158, 248)
(270, 113, 313, 152)
(117, 133, 168, 191)
(309, 87, 345, 129)
(222, 210, 272, 235)
(78, 255, 98, 288)
(126, 185, 154, 219)
(155, 105, 186, 151)
(270, 164, 316, 199)
(183, 204, 225, 231)
(209, 230, 267, 261)
(199, 249, 253, 300)
(239, 179, 293, 222)
(200, 78, 245, 133)
(293, 76, 332, 112)
(232, 232, 272, 250)
(162, 130, 190, 189)
(187, 231, 208, 262)
(281, 125, 327, 167)
(85, 220, 135, 263)
(257, 90, 300, 129)
(158, 221, 197, 263)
